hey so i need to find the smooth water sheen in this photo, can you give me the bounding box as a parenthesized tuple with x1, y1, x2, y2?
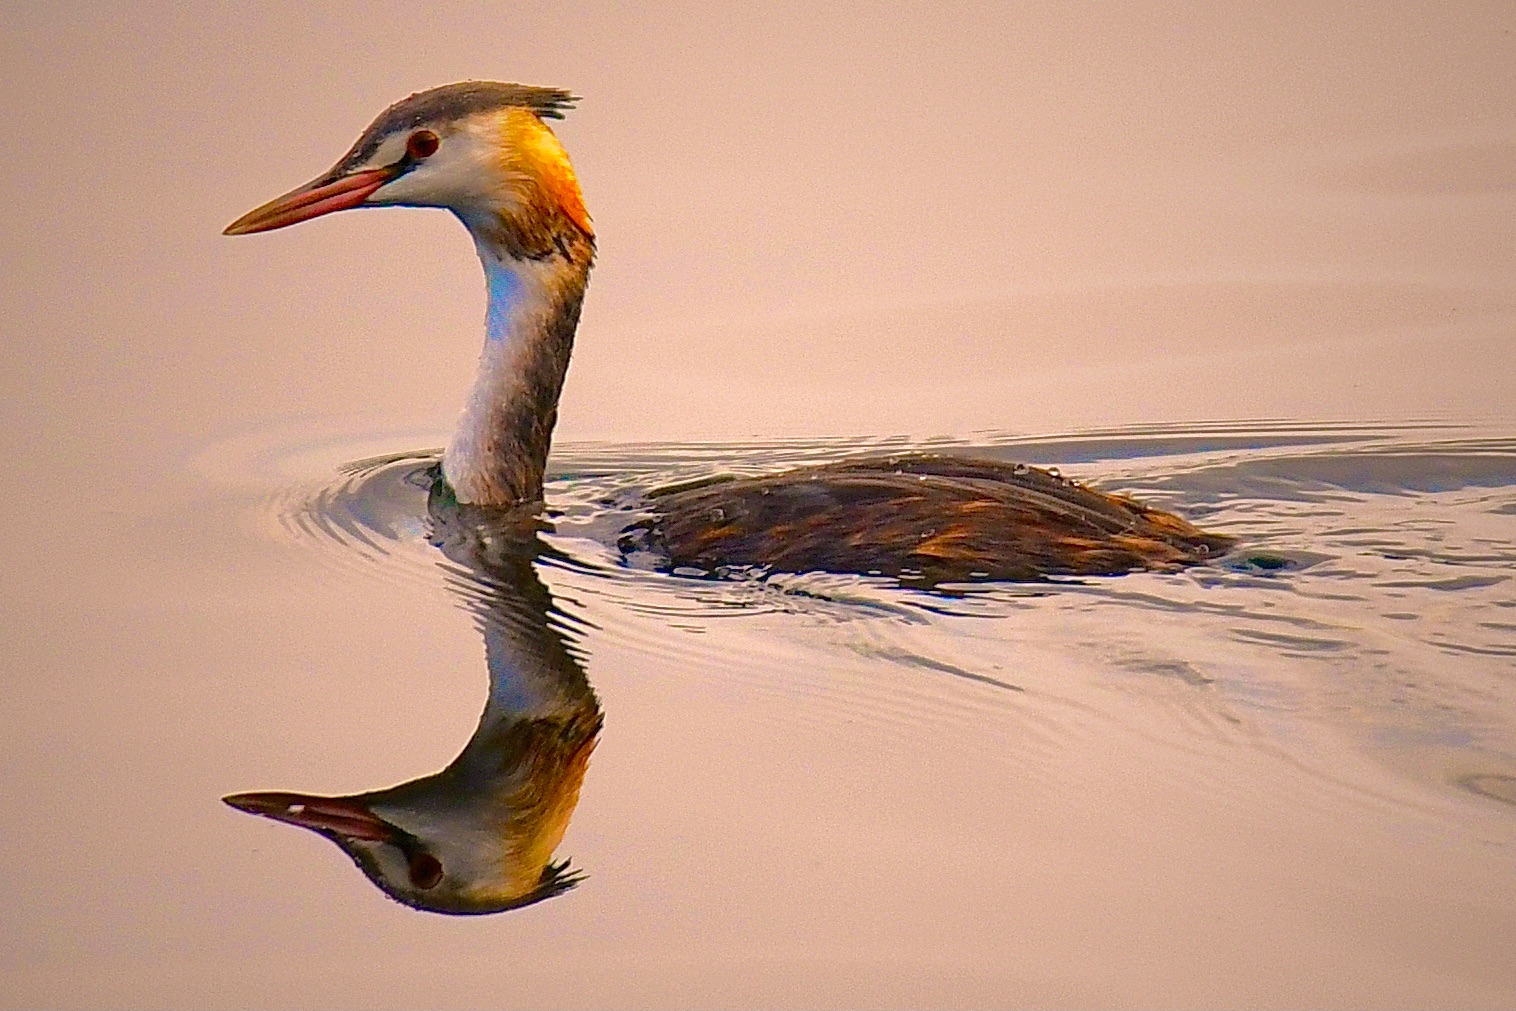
(6, 7, 1516, 1006)
(180, 421, 1514, 1002)
(7, 419, 1516, 1007)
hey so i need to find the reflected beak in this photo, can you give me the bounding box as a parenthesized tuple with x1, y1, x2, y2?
(223, 791, 397, 843)
(223, 167, 398, 236)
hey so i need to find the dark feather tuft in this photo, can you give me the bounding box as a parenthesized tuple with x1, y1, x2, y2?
(332, 81, 578, 176)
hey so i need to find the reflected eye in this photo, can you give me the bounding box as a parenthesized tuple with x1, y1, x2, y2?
(408, 851, 443, 889)
(406, 130, 440, 160)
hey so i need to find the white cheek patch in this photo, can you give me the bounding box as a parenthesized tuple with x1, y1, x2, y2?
(364, 118, 510, 213)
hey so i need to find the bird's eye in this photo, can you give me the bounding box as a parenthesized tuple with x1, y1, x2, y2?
(406, 130, 440, 161)
(408, 851, 443, 889)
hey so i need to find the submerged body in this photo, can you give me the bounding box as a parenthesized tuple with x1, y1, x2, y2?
(225, 81, 1234, 580)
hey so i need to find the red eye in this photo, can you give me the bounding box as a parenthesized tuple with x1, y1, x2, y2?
(407, 130, 439, 160)
(408, 852, 443, 889)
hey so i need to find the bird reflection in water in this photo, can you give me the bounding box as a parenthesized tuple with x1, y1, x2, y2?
(225, 476, 602, 915)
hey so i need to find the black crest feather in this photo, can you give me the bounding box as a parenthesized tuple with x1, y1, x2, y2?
(332, 81, 578, 176)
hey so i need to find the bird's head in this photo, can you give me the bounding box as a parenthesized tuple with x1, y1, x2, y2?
(224, 81, 593, 260)
(224, 712, 599, 915)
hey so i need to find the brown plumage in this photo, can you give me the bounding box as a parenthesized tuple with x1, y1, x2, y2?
(225, 81, 1239, 584)
(624, 453, 1235, 583)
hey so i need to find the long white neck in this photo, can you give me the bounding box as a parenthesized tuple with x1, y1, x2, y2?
(441, 236, 590, 506)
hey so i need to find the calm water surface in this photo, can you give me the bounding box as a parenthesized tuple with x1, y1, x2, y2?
(5, 7, 1515, 1005)
(5, 420, 1516, 1006)
(133, 423, 1516, 1001)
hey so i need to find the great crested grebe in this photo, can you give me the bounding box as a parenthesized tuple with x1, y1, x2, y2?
(226, 81, 1234, 582)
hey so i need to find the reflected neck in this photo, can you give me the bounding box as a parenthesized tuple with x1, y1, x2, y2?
(442, 237, 591, 506)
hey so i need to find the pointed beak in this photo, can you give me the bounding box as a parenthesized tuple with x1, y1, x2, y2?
(223, 790, 398, 843)
(223, 166, 398, 236)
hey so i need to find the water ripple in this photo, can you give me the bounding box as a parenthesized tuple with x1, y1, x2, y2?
(245, 422, 1516, 822)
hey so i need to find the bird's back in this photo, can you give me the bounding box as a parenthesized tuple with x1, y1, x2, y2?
(623, 453, 1234, 583)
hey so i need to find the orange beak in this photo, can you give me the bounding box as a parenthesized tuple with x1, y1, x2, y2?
(223, 166, 398, 236)
(223, 791, 397, 843)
